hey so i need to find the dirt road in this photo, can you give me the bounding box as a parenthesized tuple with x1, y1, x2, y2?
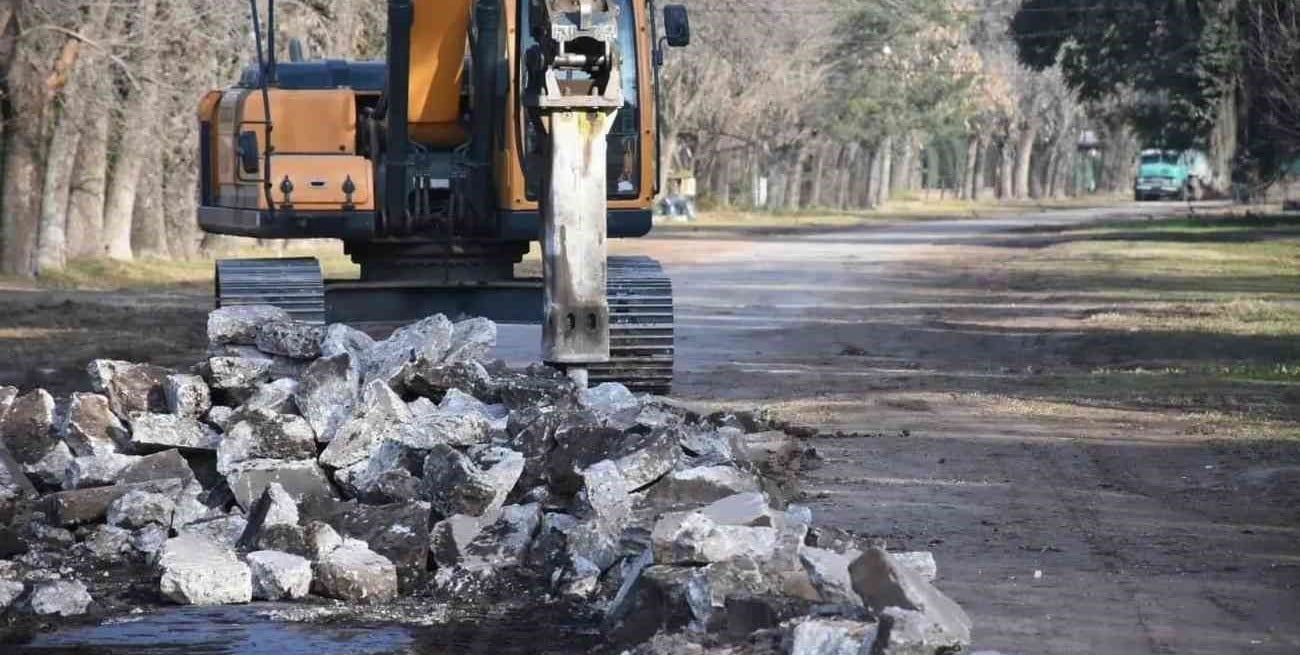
(632, 203, 1298, 655)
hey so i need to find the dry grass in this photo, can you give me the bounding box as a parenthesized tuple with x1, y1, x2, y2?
(6, 242, 360, 291)
(663, 196, 1131, 231)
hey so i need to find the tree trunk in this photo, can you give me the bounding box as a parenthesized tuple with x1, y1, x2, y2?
(35, 114, 79, 274)
(877, 136, 894, 206)
(102, 0, 159, 260)
(1029, 143, 1048, 199)
(998, 141, 1014, 199)
(659, 129, 678, 202)
(1014, 121, 1039, 199)
(67, 100, 110, 258)
(891, 133, 913, 194)
(972, 137, 988, 201)
(131, 153, 169, 258)
(833, 144, 851, 209)
(960, 135, 979, 200)
(785, 147, 805, 211)
(807, 144, 825, 208)
(163, 147, 201, 259)
(717, 154, 732, 207)
(1, 13, 47, 277)
(1209, 82, 1237, 195)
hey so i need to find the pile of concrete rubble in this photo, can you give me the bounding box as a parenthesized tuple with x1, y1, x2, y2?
(0, 306, 971, 654)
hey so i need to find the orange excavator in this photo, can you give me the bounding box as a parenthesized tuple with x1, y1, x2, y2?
(195, 0, 689, 392)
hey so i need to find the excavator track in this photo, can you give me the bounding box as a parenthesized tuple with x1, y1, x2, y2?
(590, 256, 675, 395)
(214, 258, 326, 324)
(213, 255, 674, 394)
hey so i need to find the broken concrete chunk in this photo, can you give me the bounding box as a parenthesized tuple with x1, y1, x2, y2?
(0, 389, 58, 465)
(171, 480, 220, 530)
(651, 512, 779, 566)
(180, 515, 250, 550)
(239, 378, 300, 415)
(205, 357, 273, 401)
(645, 465, 761, 509)
(87, 360, 171, 418)
(549, 424, 678, 496)
(164, 374, 212, 419)
(462, 502, 541, 568)
(207, 305, 292, 347)
(0, 448, 38, 511)
(408, 397, 438, 417)
(28, 580, 92, 616)
(397, 408, 490, 450)
(247, 550, 312, 600)
(579, 382, 640, 418)
(106, 489, 176, 530)
(430, 514, 483, 568)
(421, 444, 521, 518)
(295, 353, 360, 444)
(317, 501, 431, 593)
(224, 459, 337, 511)
(129, 413, 221, 452)
(24, 441, 74, 488)
(206, 406, 235, 431)
(217, 409, 316, 475)
(60, 392, 128, 456)
(444, 317, 497, 363)
(320, 323, 375, 360)
(405, 360, 494, 402)
(132, 524, 171, 556)
(437, 388, 492, 419)
(0, 579, 22, 613)
(787, 618, 876, 655)
(158, 534, 253, 605)
(312, 543, 398, 603)
(255, 320, 324, 359)
(800, 547, 861, 606)
(78, 524, 134, 561)
(317, 381, 410, 468)
(43, 478, 185, 526)
(580, 460, 631, 529)
(680, 428, 735, 465)
(117, 449, 196, 485)
(848, 548, 970, 651)
(305, 521, 344, 560)
(364, 314, 453, 386)
(494, 367, 579, 411)
(698, 492, 773, 527)
(875, 606, 969, 655)
(237, 482, 299, 550)
(0, 386, 15, 422)
(63, 452, 142, 489)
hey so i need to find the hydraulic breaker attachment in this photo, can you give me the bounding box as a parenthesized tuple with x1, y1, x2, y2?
(525, 0, 624, 385)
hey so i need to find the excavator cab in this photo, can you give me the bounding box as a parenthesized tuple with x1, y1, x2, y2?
(195, 0, 689, 392)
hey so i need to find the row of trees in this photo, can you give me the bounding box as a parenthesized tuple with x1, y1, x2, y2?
(660, 0, 1117, 214)
(12, 1, 1274, 276)
(0, 0, 388, 277)
(1014, 0, 1300, 194)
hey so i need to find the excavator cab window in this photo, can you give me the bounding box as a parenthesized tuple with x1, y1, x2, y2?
(520, 0, 641, 201)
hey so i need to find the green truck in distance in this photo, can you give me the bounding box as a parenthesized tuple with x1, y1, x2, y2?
(1135, 149, 1213, 201)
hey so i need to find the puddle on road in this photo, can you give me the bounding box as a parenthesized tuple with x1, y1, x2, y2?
(9, 603, 605, 655)
(11, 605, 416, 655)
